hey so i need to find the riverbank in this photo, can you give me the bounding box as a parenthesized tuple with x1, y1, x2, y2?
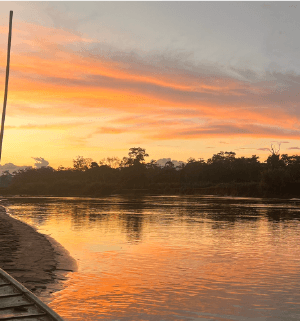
(0, 206, 77, 303)
(0, 180, 295, 199)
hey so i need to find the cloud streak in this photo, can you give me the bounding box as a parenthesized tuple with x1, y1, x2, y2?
(287, 147, 300, 150)
(2, 16, 300, 149)
(6, 122, 88, 130)
(147, 123, 300, 140)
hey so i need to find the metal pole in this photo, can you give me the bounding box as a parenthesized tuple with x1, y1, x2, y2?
(0, 11, 13, 162)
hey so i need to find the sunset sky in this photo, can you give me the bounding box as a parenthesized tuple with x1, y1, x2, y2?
(0, 1, 299, 169)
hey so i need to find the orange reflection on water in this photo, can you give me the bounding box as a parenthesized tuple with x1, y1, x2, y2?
(50, 234, 300, 320)
(5, 197, 300, 321)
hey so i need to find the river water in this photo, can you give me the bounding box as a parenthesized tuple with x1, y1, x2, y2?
(1, 195, 300, 321)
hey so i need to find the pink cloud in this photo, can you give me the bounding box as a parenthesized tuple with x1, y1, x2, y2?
(2, 19, 300, 144)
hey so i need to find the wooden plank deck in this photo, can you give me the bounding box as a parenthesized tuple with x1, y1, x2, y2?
(0, 268, 64, 321)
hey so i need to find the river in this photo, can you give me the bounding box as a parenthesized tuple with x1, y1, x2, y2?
(1, 195, 300, 321)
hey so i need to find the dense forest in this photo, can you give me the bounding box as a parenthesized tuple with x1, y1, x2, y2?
(0, 146, 300, 198)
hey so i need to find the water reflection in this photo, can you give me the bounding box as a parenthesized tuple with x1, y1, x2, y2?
(1, 196, 300, 321)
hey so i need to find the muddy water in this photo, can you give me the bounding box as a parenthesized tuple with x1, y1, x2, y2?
(2, 196, 300, 321)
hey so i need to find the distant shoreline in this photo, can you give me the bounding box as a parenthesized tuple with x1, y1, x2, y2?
(0, 185, 297, 201)
(1, 149, 299, 200)
(0, 181, 296, 199)
(0, 206, 77, 303)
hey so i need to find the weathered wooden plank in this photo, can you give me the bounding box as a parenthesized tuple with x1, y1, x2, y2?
(0, 277, 9, 286)
(0, 304, 34, 312)
(0, 268, 64, 321)
(0, 286, 18, 296)
(0, 296, 29, 310)
(0, 304, 41, 319)
(0, 295, 22, 299)
(0, 315, 50, 321)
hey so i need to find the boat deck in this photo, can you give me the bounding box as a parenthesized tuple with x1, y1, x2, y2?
(0, 268, 64, 321)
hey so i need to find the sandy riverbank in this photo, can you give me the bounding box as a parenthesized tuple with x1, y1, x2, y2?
(0, 206, 77, 303)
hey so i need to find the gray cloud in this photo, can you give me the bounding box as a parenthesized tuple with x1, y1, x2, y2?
(15, 42, 300, 126)
(148, 122, 300, 140)
(4, 2, 300, 148)
(0, 157, 50, 175)
(257, 148, 271, 151)
(32, 157, 50, 168)
(156, 158, 185, 167)
(0, 163, 32, 175)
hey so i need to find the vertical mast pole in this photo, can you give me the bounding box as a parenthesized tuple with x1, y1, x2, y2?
(0, 11, 13, 162)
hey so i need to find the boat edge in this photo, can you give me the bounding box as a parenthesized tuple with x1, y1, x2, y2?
(0, 267, 65, 321)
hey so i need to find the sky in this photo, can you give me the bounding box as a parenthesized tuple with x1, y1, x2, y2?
(0, 1, 299, 169)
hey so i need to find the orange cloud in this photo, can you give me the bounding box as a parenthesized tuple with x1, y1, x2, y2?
(147, 123, 300, 140)
(1, 18, 300, 146)
(5, 122, 88, 130)
(95, 127, 127, 135)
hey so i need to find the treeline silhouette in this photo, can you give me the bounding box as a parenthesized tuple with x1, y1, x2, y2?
(1, 147, 300, 198)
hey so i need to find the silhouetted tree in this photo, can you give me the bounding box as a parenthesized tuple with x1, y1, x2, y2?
(99, 157, 121, 168)
(124, 147, 149, 166)
(2, 147, 300, 198)
(206, 151, 236, 183)
(119, 148, 149, 188)
(0, 170, 12, 187)
(90, 162, 99, 169)
(73, 156, 93, 171)
(266, 143, 284, 169)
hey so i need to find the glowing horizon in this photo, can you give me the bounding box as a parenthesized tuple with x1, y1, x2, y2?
(0, 2, 299, 169)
